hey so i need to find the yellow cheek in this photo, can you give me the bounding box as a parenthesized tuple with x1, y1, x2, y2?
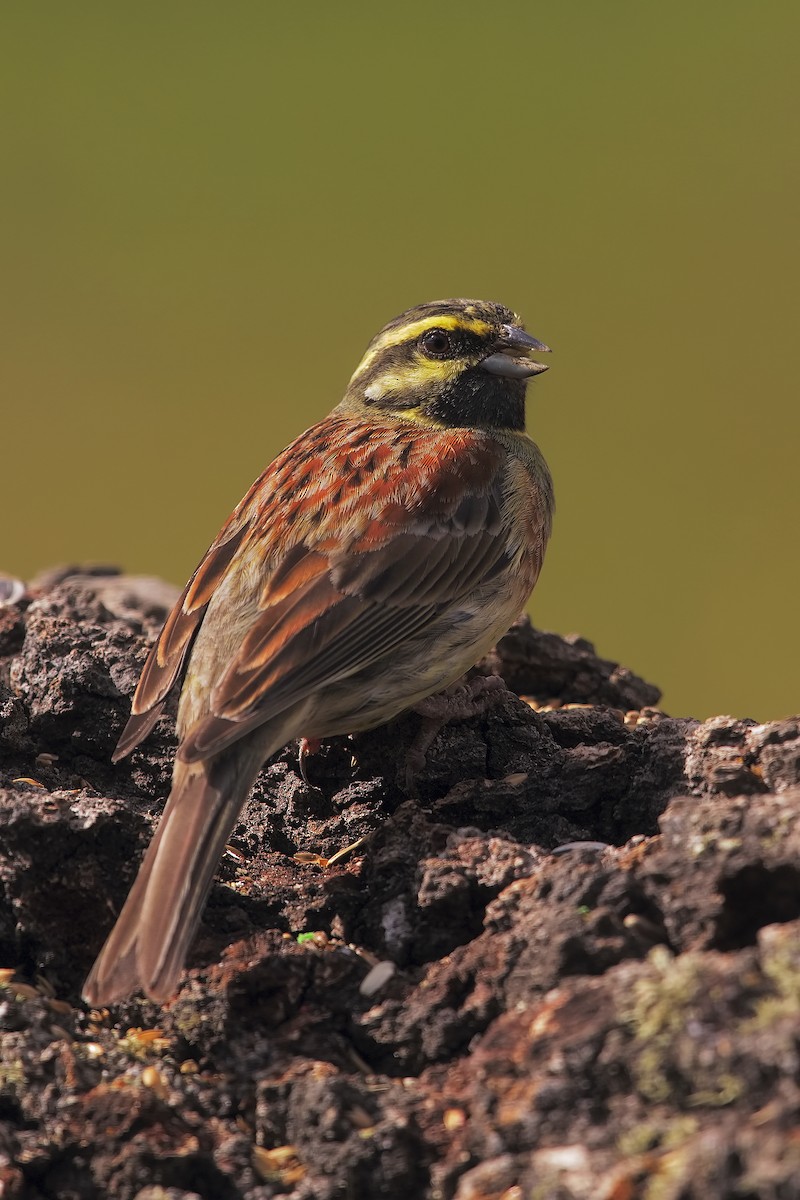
(363, 358, 464, 402)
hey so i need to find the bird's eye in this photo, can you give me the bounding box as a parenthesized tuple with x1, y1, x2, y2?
(420, 328, 453, 357)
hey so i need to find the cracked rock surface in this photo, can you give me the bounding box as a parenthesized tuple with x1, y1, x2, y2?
(1, 569, 799, 1198)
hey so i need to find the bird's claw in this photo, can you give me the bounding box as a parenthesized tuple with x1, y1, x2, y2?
(404, 674, 508, 792)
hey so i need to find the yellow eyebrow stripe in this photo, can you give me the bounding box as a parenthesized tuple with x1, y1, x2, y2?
(352, 314, 493, 380)
(378, 314, 492, 345)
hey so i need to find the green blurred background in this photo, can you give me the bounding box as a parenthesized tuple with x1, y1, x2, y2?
(2, 3, 798, 721)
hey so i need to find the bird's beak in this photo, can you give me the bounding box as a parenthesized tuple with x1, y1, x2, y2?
(480, 325, 551, 379)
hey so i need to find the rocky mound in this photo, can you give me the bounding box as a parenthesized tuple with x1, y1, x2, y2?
(0, 568, 798, 1198)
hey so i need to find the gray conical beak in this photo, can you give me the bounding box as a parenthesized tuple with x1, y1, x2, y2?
(480, 324, 551, 379)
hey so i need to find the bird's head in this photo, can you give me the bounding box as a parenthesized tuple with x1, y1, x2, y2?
(341, 298, 550, 432)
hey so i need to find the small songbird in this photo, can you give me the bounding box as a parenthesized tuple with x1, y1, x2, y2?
(83, 299, 554, 1005)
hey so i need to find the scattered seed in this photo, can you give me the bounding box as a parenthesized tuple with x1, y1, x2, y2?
(550, 840, 610, 856)
(0, 577, 25, 607)
(327, 836, 366, 866)
(347, 1104, 375, 1129)
(252, 1144, 306, 1185)
(142, 1066, 168, 1097)
(359, 960, 396, 997)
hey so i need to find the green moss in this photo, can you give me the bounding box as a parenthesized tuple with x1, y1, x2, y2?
(617, 1115, 698, 1158)
(617, 1121, 661, 1157)
(686, 1073, 743, 1107)
(0, 1057, 26, 1092)
(641, 1144, 695, 1200)
(170, 1005, 205, 1040)
(623, 947, 701, 1103)
(623, 947, 743, 1107)
(747, 926, 800, 1029)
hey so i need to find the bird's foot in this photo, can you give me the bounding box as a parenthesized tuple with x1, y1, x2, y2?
(298, 736, 358, 789)
(404, 674, 508, 792)
(298, 737, 322, 786)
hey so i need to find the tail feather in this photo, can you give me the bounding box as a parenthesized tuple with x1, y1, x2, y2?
(83, 738, 276, 1006)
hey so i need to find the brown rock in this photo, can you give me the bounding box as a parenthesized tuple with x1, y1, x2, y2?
(0, 572, 798, 1198)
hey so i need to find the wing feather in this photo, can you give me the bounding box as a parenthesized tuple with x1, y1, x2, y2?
(113, 524, 248, 760)
(178, 480, 512, 761)
(117, 417, 524, 768)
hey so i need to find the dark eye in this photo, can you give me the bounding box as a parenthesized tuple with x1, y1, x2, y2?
(420, 328, 453, 357)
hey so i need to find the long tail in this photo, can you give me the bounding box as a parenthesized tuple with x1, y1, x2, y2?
(82, 735, 277, 1006)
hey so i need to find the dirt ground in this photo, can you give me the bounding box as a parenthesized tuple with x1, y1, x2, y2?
(1, 568, 799, 1199)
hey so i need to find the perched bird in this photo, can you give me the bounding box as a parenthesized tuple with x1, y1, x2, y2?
(83, 298, 554, 1006)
